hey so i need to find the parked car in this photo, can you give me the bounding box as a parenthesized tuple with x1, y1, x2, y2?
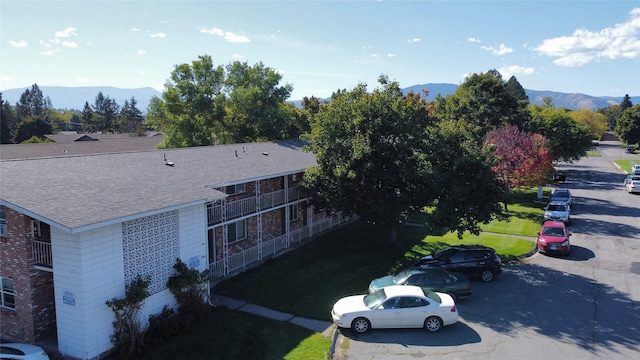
(368, 267, 471, 302)
(0, 343, 50, 360)
(415, 245, 502, 282)
(331, 285, 458, 333)
(632, 164, 640, 175)
(537, 220, 571, 255)
(543, 201, 571, 224)
(626, 145, 636, 154)
(550, 188, 573, 208)
(626, 178, 640, 193)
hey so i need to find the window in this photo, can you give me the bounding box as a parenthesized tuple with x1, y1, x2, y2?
(225, 183, 246, 195)
(228, 219, 247, 242)
(289, 204, 299, 221)
(0, 206, 6, 237)
(1, 277, 15, 309)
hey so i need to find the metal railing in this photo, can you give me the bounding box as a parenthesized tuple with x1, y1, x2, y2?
(208, 186, 304, 226)
(209, 214, 356, 280)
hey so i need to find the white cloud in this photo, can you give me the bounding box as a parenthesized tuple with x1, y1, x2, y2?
(86, 42, 93, 46)
(41, 50, 56, 56)
(232, 54, 244, 59)
(55, 27, 77, 38)
(498, 65, 535, 78)
(224, 32, 250, 43)
(534, 7, 640, 66)
(150, 33, 167, 38)
(201, 27, 250, 43)
(9, 40, 28, 48)
(62, 41, 78, 48)
(138, 50, 147, 55)
(407, 38, 421, 43)
(387, 53, 396, 57)
(201, 28, 224, 36)
(76, 77, 90, 83)
(481, 43, 513, 55)
(468, 37, 481, 43)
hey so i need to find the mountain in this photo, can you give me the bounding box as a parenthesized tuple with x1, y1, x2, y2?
(401, 84, 638, 110)
(0, 86, 162, 112)
(2, 84, 638, 112)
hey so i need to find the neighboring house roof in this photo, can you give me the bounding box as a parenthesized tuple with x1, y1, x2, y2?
(0, 134, 164, 160)
(0, 140, 317, 233)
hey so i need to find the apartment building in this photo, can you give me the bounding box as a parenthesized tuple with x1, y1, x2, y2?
(0, 139, 347, 359)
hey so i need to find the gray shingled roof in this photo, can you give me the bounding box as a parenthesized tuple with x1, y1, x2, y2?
(0, 140, 317, 233)
(0, 134, 164, 160)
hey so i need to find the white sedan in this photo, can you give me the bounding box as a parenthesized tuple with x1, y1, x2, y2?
(331, 285, 458, 333)
(0, 343, 50, 360)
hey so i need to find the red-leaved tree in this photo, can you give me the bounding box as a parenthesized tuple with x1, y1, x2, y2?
(485, 125, 555, 210)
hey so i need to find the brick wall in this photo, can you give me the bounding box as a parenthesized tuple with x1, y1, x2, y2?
(0, 207, 56, 342)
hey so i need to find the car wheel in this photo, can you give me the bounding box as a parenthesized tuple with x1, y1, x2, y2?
(446, 292, 458, 303)
(352, 317, 370, 333)
(480, 269, 494, 282)
(424, 316, 442, 332)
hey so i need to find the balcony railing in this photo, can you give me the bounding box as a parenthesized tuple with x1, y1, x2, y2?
(33, 239, 53, 267)
(208, 186, 306, 226)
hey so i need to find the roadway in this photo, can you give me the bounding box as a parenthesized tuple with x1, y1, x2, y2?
(341, 140, 640, 360)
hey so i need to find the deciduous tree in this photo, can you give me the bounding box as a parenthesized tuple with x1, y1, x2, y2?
(527, 106, 593, 162)
(616, 105, 640, 145)
(485, 125, 554, 210)
(569, 109, 608, 140)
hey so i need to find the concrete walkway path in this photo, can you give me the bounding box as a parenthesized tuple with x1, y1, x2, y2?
(213, 294, 336, 337)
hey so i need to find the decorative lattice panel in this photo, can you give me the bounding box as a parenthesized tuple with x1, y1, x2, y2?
(122, 211, 179, 294)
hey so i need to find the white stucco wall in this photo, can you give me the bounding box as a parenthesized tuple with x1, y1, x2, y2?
(50, 204, 208, 359)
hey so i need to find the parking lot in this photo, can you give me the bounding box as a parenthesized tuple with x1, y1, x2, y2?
(341, 141, 640, 359)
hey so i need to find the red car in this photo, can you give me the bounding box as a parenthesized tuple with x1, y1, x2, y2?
(537, 221, 571, 255)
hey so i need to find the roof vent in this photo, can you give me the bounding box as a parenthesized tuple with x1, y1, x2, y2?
(164, 153, 175, 167)
(262, 152, 269, 156)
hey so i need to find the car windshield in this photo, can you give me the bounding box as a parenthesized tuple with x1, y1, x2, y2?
(553, 191, 569, 199)
(425, 291, 442, 303)
(393, 269, 418, 283)
(542, 227, 565, 236)
(547, 204, 567, 211)
(363, 288, 387, 309)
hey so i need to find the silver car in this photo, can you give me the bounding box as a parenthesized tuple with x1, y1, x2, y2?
(543, 201, 571, 224)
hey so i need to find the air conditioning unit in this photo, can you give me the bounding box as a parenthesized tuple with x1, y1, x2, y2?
(31, 219, 41, 238)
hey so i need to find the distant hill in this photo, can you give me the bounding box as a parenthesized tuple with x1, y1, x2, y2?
(2, 84, 638, 112)
(0, 86, 162, 112)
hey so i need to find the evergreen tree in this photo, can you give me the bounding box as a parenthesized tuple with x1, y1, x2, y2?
(620, 94, 633, 112)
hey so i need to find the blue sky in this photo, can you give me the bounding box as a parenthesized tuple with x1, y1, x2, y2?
(2, 0, 639, 101)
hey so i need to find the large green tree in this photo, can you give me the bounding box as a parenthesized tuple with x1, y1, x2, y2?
(146, 55, 295, 148)
(1, 93, 16, 143)
(616, 105, 640, 145)
(568, 109, 608, 140)
(527, 106, 594, 162)
(434, 70, 530, 141)
(119, 97, 145, 134)
(303, 76, 505, 239)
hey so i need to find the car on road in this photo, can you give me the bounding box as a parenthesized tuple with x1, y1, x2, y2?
(368, 267, 471, 302)
(550, 188, 573, 208)
(0, 343, 50, 360)
(331, 285, 458, 333)
(625, 178, 640, 193)
(415, 245, 502, 282)
(632, 164, 640, 175)
(537, 220, 571, 255)
(543, 201, 571, 224)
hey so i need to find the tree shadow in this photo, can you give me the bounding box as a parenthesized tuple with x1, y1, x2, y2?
(462, 263, 640, 352)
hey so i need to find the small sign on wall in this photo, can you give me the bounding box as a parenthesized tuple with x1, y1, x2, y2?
(189, 256, 200, 269)
(63, 291, 76, 306)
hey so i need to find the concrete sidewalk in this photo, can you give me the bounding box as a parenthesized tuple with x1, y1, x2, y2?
(213, 294, 336, 337)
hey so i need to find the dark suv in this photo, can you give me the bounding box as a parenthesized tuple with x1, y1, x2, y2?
(415, 245, 502, 282)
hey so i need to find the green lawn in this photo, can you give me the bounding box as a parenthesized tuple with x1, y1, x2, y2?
(614, 159, 639, 174)
(134, 307, 331, 360)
